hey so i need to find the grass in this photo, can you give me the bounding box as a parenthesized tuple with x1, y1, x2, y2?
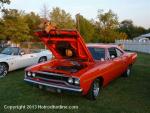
(0, 53, 150, 113)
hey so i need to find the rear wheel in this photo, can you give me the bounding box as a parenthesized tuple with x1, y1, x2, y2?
(38, 56, 47, 63)
(0, 63, 8, 78)
(123, 65, 132, 77)
(86, 79, 102, 100)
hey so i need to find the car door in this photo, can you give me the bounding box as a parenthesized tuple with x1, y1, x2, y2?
(12, 55, 32, 69)
(13, 50, 38, 69)
(25, 53, 39, 66)
(107, 47, 124, 80)
(115, 48, 127, 74)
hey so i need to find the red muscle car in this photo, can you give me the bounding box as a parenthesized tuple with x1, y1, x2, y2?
(24, 29, 137, 100)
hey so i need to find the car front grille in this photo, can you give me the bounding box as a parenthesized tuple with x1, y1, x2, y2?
(34, 71, 69, 82)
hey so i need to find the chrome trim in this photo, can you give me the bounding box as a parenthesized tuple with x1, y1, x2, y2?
(32, 76, 74, 87)
(24, 79, 82, 92)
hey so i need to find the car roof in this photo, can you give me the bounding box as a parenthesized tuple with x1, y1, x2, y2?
(87, 43, 118, 48)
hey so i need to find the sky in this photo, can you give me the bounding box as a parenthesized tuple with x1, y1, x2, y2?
(4, 0, 150, 29)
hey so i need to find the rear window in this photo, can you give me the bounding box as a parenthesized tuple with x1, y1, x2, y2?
(88, 47, 105, 60)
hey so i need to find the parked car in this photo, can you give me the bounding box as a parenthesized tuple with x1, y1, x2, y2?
(0, 47, 52, 78)
(24, 29, 137, 100)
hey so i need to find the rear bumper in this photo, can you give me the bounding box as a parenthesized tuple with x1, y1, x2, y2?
(24, 79, 82, 94)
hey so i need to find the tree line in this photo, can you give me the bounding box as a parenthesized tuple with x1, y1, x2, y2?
(0, 1, 150, 44)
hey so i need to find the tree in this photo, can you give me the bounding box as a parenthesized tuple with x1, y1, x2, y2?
(0, 0, 10, 10)
(25, 12, 41, 36)
(119, 20, 134, 39)
(119, 20, 147, 39)
(1, 9, 30, 43)
(77, 15, 97, 42)
(50, 7, 75, 29)
(147, 28, 150, 33)
(97, 9, 119, 30)
(97, 10, 127, 42)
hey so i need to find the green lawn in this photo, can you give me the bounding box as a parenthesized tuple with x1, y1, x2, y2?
(0, 53, 150, 113)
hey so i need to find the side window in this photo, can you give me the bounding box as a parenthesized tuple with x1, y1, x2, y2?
(88, 47, 105, 61)
(108, 48, 117, 58)
(12, 47, 20, 55)
(116, 48, 123, 57)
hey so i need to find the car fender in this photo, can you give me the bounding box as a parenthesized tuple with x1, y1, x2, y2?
(0, 61, 9, 71)
(0, 56, 16, 71)
(36, 50, 52, 61)
(79, 68, 103, 95)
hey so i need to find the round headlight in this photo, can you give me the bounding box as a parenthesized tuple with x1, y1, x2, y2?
(32, 73, 36, 77)
(27, 72, 31, 76)
(68, 77, 73, 84)
(74, 78, 80, 85)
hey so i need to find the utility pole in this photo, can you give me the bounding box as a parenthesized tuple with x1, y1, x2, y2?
(76, 13, 80, 32)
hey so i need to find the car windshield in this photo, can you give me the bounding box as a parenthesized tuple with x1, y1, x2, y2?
(1, 47, 19, 55)
(88, 47, 105, 60)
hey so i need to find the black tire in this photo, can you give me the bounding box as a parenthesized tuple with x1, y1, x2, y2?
(0, 63, 8, 78)
(38, 56, 47, 63)
(123, 65, 132, 77)
(86, 79, 102, 100)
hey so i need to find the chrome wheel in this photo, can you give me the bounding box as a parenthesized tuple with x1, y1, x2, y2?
(93, 80, 100, 97)
(0, 63, 8, 78)
(127, 68, 131, 76)
(87, 79, 102, 100)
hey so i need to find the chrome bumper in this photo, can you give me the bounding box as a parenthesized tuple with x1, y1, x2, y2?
(24, 79, 82, 93)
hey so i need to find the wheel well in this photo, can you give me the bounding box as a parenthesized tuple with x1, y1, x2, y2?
(41, 56, 47, 59)
(38, 56, 47, 63)
(97, 76, 104, 87)
(129, 63, 133, 67)
(0, 62, 9, 70)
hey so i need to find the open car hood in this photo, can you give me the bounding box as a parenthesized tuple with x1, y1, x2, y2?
(35, 29, 94, 62)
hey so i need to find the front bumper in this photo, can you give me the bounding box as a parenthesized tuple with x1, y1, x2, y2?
(24, 78, 82, 94)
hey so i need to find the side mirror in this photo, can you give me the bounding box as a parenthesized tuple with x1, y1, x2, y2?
(110, 55, 115, 59)
(20, 52, 25, 56)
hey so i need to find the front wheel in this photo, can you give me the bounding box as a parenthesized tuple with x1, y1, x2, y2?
(0, 63, 8, 78)
(86, 79, 101, 100)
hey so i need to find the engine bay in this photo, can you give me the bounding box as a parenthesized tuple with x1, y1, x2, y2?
(39, 59, 88, 73)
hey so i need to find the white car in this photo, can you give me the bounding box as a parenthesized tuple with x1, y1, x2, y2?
(0, 47, 52, 78)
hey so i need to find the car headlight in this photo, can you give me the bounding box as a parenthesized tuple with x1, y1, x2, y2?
(74, 78, 80, 85)
(32, 73, 36, 77)
(27, 72, 31, 76)
(68, 77, 73, 84)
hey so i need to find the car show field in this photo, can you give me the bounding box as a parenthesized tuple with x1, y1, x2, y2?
(0, 53, 150, 113)
(0, 1, 149, 113)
